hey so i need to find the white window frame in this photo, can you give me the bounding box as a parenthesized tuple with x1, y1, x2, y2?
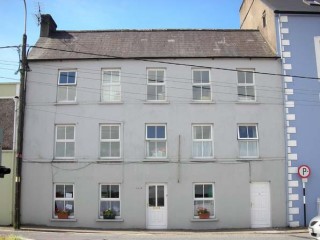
(237, 69, 256, 102)
(100, 124, 121, 159)
(237, 124, 259, 158)
(55, 125, 75, 160)
(192, 69, 212, 101)
(315, 37, 320, 79)
(101, 69, 121, 102)
(193, 183, 215, 218)
(99, 184, 121, 219)
(54, 183, 75, 219)
(192, 124, 214, 158)
(145, 124, 167, 158)
(57, 70, 77, 102)
(147, 68, 166, 101)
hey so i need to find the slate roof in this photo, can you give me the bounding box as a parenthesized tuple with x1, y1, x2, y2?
(261, 0, 320, 13)
(28, 29, 277, 60)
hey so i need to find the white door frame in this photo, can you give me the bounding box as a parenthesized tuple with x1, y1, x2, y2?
(250, 182, 271, 228)
(146, 183, 168, 229)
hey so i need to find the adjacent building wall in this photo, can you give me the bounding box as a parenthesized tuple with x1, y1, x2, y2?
(21, 58, 286, 229)
(0, 82, 19, 226)
(240, 0, 277, 54)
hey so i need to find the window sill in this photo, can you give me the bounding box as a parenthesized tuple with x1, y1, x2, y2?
(144, 101, 170, 104)
(236, 101, 259, 104)
(237, 157, 260, 161)
(99, 101, 124, 105)
(190, 158, 216, 162)
(190, 101, 215, 104)
(55, 102, 78, 106)
(51, 218, 77, 222)
(96, 218, 124, 222)
(143, 158, 169, 162)
(191, 218, 219, 222)
(53, 159, 77, 163)
(97, 159, 123, 163)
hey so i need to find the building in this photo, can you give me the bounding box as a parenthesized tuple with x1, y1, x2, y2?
(0, 82, 19, 226)
(21, 14, 286, 229)
(240, 0, 320, 227)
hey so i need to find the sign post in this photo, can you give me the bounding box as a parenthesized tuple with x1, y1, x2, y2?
(298, 165, 311, 227)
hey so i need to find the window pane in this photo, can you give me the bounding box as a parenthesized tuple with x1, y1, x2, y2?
(101, 126, 110, 139)
(147, 126, 156, 139)
(193, 142, 202, 157)
(202, 126, 211, 139)
(238, 86, 246, 99)
(248, 126, 257, 138)
(156, 86, 165, 100)
(156, 70, 164, 83)
(194, 126, 202, 139)
(110, 85, 121, 101)
(110, 201, 120, 216)
(193, 71, 201, 83)
(193, 86, 201, 100)
(201, 71, 210, 83)
(148, 70, 156, 83)
(101, 185, 110, 198)
(110, 185, 119, 198)
(68, 72, 76, 84)
(56, 185, 64, 198)
(55, 142, 65, 157)
(248, 141, 258, 156)
(147, 85, 156, 100)
(203, 142, 212, 157)
(57, 127, 65, 140)
(100, 142, 110, 157)
(100, 201, 110, 215)
(157, 186, 164, 207)
(147, 141, 156, 157)
(202, 86, 211, 100)
(110, 126, 119, 139)
(59, 72, 68, 84)
(111, 142, 120, 157)
(239, 141, 248, 156)
(246, 86, 255, 100)
(239, 126, 248, 138)
(149, 186, 156, 207)
(65, 126, 74, 139)
(55, 200, 64, 212)
(238, 71, 245, 84)
(246, 72, 253, 84)
(67, 86, 76, 101)
(65, 185, 73, 198)
(65, 201, 74, 215)
(156, 141, 166, 157)
(156, 126, 165, 139)
(195, 185, 203, 198)
(204, 184, 213, 198)
(65, 142, 75, 157)
(103, 72, 112, 84)
(111, 71, 120, 83)
(57, 86, 67, 101)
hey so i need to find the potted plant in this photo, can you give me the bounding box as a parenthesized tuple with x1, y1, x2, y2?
(103, 209, 116, 219)
(197, 207, 210, 219)
(55, 209, 69, 219)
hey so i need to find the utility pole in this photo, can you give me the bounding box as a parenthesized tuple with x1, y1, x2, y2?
(14, 0, 27, 229)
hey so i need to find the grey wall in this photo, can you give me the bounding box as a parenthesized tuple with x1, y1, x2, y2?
(21, 58, 286, 229)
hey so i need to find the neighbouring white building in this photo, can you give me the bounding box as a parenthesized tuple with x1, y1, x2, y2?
(21, 14, 286, 229)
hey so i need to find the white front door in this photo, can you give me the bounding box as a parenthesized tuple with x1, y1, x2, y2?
(250, 182, 271, 228)
(146, 183, 167, 229)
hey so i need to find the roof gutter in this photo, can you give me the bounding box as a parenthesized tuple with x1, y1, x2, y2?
(274, 10, 320, 14)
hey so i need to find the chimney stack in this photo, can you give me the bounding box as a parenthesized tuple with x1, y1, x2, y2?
(40, 14, 57, 37)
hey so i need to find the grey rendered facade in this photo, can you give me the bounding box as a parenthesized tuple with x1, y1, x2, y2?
(21, 15, 286, 229)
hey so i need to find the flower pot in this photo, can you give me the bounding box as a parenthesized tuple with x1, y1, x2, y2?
(198, 213, 210, 219)
(103, 214, 115, 219)
(57, 212, 69, 219)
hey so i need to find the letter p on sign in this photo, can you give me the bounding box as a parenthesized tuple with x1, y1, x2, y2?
(298, 165, 311, 178)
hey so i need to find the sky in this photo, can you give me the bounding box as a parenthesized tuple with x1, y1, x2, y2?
(0, 0, 243, 83)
